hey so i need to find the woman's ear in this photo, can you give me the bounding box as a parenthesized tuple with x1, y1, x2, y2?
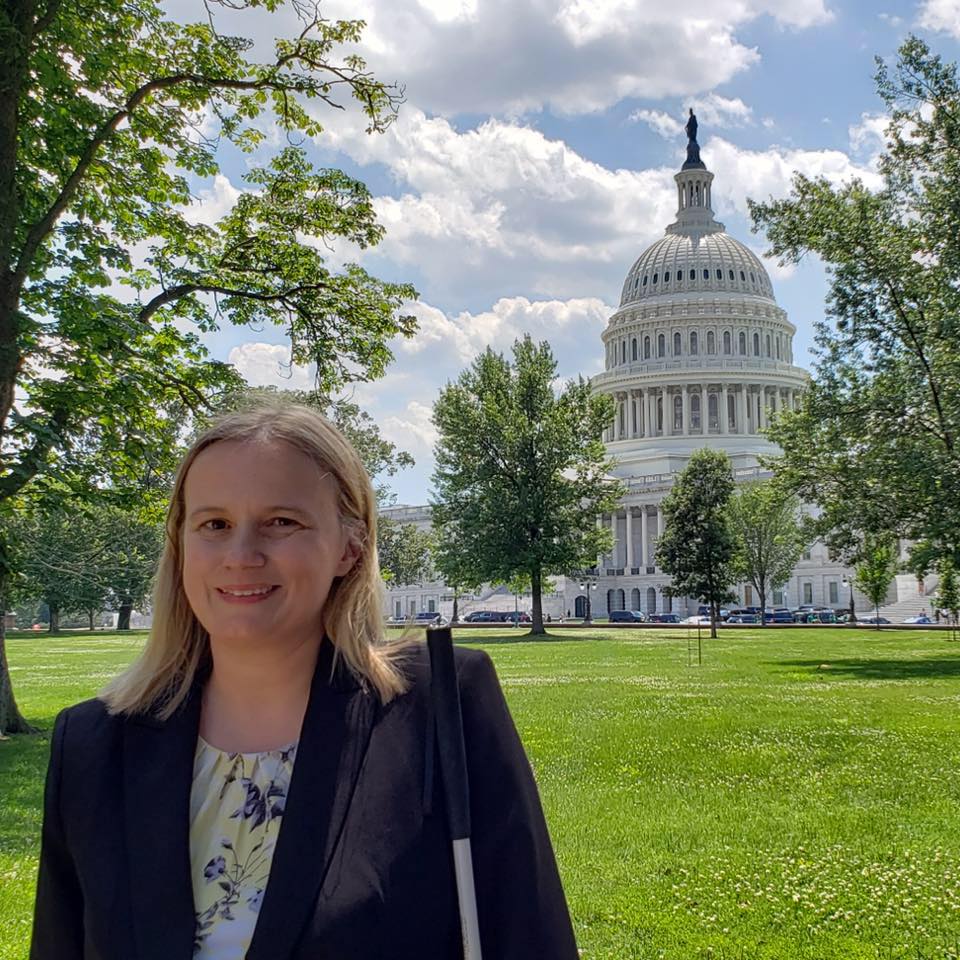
(334, 531, 362, 577)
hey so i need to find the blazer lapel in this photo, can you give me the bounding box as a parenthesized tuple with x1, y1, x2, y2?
(246, 640, 378, 960)
(123, 688, 201, 960)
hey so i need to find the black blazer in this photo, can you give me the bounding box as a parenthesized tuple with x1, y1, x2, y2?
(30, 640, 578, 959)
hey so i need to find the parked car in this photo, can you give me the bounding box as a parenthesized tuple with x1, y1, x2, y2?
(764, 608, 795, 624)
(463, 610, 499, 622)
(682, 615, 711, 625)
(858, 615, 891, 625)
(792, 605, 819, 622)
(500, 611, 532, 624)
(413, 611, 445, 625)
(610, 610, 646, 623)
(697, 605, 731, 620)
(727, 613, 759, 624)
(904, 615, 933, 624)
(814, 610, 837, 624)
(649, 612, 681, 623)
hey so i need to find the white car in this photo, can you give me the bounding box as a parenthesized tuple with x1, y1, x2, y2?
(682, 615, 712, 625)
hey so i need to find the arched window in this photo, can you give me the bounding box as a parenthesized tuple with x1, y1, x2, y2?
(673, 394, 683, 431)
(775, 336, 781, 360)
(739, 332, 747, 355)
(673, 331, 682, 355)
(646, 586, 657, 613)
(691, 393, 701, 430)
(642, 275, 648, 286)
(708, 393, 719, 430)
(664, 271, 671, 283)
(632, 338, 638, 361)
(658, 334, 665, 358)
(631, 587, 641, 609)
(703, 268, 710, 279)
(622, 340, 627, 363)
(657, 395, 663, 431)
(689, 269, 696, 280)
(707, 331, 716, 354)
(765, 334, 771, 358)
(753, 332, 760, 356)
(653, 273, 659, 284)
(716, 268, 723, 279)
(728, 392, 736, 430)
(644, 336, 651, 359)
(723, 331, 731, 354)
(740, 270, 746, 281)
(728, 269, 735, 280)
(690, 331, 699, 355)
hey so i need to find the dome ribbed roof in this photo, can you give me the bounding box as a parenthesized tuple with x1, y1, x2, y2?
(619, 231, 774, 307)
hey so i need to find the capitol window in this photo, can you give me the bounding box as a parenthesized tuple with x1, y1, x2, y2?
(753, 332, 760, 356)
(716, 268, 723, 280)
(653, 273, 658, 284)
(739, 332, 747, 354)
(658, 334, 665, 357)
(740, 270, 746, 281)
(702, 268, 709, 279)
(707, 331, 716, 353)
(723, 331, 731, 354)
(673, 332, 682, 355)
(766, 334, 771, 357)
(689, 269, 696, 280)
(776, 336, 781, 360)
(728, 269, 735, 281)
(664, 271, 671, 283)
(690, 332, 698, 355)
(622, 341, 627, 363)
(642, 275, 648, 286)
(708, 393, 719, 429)
(632, 338, 638, 361)
(673, 395, 683, 430)
(644, 336, 651, 359)
(691, 394, 701, 429)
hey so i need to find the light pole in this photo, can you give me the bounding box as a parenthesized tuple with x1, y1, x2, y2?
(578, 570, 598, 624)
(841, 575, 855, 624)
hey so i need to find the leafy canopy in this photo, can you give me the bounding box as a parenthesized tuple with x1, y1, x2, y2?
(431, 336, 621, 633)
(751, 37, 960, 570)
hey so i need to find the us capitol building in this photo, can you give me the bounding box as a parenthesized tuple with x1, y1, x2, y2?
(383, 116, 905, 621)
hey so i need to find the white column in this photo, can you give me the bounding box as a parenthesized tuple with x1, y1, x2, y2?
(700, 383, 707, 434)
(626, 508, 634, 570)
(640, 506, 648, 569)
(760, 387, 768, 430)
(682, 385, 690, 437)
(610, 512, 619, 568)
(596, 515, 603, 570)
(721, 384, 729, 435)
(630, 392, 637, 437)
(656, 504, 663, 563)
(737, 384, 747, 434)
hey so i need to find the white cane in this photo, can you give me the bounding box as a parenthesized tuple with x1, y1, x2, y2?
(427, 626, 484, 960)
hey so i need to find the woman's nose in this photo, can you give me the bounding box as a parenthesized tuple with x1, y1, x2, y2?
(223, 527, 266, 567)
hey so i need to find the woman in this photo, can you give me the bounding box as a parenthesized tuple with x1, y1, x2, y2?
(30, 404, 578, 960)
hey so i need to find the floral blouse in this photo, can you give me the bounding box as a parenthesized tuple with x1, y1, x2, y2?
(189, 737, 298, 958)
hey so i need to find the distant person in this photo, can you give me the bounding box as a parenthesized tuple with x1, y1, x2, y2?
(31, 404, 578, 960)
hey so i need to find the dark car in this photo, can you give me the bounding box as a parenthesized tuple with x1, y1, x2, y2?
(610, 610, 646, 623)
(500, 611, 531, 624)
(413, 611, 444, 625)
(463, 610, 499, 622)
(858, 615, 891, 625)
(764, 608, 795, 624)
(697, 605, 731, 620)
(727, 613, 759, 624)
(649, 613, 681, 623)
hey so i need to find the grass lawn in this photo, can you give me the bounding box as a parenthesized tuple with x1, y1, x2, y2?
(2, 626, 960, 959)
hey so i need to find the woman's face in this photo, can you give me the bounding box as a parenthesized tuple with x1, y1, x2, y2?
(181, 439, 359, 651)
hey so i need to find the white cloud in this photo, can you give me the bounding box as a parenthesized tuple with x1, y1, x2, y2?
(183, 174, 242, 226)
(633, 94, 754, 139)
(227, 342, 314, 391)
(848, 112, 890, 158)
(630, 110, 685, 139)
(382, 401, 439, 455)
(918, 0, 960, 37)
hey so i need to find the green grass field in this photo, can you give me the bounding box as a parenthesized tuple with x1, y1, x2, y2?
(3, 626, 960, 959)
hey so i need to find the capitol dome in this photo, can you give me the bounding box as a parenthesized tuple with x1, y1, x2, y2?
(620, 231, 774, 306)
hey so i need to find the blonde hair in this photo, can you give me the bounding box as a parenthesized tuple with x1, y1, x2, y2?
(101, 403, 412, 719)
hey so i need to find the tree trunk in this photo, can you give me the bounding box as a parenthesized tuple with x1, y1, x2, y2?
(709, 599, 718, 639)
(758, 584, 767, 627)
(48, 603, 59, 633)
(88, 609, 94, 630)
(529, 566, 545, 635)
(117, 599, 132, 631)
(0, 561, 34, 735)
(451, 590, 459, 625)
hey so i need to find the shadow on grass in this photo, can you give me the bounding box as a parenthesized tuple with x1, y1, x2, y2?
(455, 631, 583, 645)
(0, 733, 49, 855)
(777, 657, 960, 681)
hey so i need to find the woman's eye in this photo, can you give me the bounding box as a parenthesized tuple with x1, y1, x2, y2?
(269, 517, 299, 528)
(201, 519, 228, 531)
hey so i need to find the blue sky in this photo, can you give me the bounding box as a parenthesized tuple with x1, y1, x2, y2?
(169, 0, 960, 504)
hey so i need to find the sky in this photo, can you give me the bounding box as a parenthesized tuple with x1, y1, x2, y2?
(166, 0, 960, 505)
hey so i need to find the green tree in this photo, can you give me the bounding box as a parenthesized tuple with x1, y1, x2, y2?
(97, 506, 164, 631)
(936, 560, 960, 640)
(853, 538, 900, 630)
(655, 449, 737, 639)
(378, 519, 434, 588)
(728, 481, 807, 626)
(432, 336, 621, 635)
(751, 37, 960, 571)
(430, 525, 483, 624)
(0, 2, 418, 731)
